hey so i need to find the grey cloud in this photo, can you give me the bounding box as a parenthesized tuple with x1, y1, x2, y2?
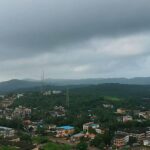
(0, 0, 150, 57)
(0, 0, 150, 80)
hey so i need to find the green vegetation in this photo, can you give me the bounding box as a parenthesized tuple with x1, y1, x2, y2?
(104, 96, 122, 102)
(2, 83, 150, 149)
(32, 136, 48, 144)
(11, 84, 150, 129)
(42, 142, 71, 150)
(0, 146, 17, 150)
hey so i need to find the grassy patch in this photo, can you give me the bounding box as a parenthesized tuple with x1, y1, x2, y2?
(0, 146, 17, 150)
(43, 142, 72, 150)
(104, 96, 121, 102)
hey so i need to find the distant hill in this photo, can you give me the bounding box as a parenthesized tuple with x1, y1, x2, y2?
(1, 77, 150, 93)
(45, 77, 150, 85)
(0, 79, 41, 93)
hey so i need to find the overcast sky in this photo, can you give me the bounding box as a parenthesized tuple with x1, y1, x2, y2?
(0, 0, 150, 81)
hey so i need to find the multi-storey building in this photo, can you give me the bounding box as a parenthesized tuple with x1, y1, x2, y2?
(114, 133, 129, 148)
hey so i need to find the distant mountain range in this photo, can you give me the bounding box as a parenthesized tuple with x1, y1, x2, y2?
(1, 77, 150, 93)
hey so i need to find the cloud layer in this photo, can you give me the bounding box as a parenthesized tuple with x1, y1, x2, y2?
(0, 0, 150, 80)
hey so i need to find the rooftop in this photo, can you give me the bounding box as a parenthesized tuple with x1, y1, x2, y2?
(58, 125, 74, 130)
(0, 126, 13, 131)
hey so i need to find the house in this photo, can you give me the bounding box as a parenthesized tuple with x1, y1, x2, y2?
(146, 127, 150, 138)
(0, 126, 15, 138)
(0, 100, 13, 108)
(52, 90, 62, 94)
(117, 108, 126, 114)
(85, 133, 96, 140)
(117, 128, 146, 143)
(9, 137, 20, 142)
(43, 91, 51, 96)
(43, 90, 62, 96)
(130, 131, 145, 143)
(143, 138, 150, 146)
(139, 111, 150, 119)
(50, 106, 66, 117)
(71, 133, 85, 142)
(83, 122, 99, 131)
(0, 108, 13, 120)
(56, 126, 75, 137)
(95, 128, 108, 134)
(16, 93, 24, 99)
(12, 106, 31, 118)
(123, 115, 133, 122)
(48, 124, 56, 130)
(113, 133, 129, 148)
(103, 104, 114, 109)
(54, 106, 65, 112)
(49, 111, 65, 117)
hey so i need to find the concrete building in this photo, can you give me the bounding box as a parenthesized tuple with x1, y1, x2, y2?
(71, 133, 85, 142)
(123, 115, 133, 122)
(103, 104, 114, 109)
(143, 138, 150, 146)
(146, 127, 150, 138)
(0, 126, 15, 138)
(56, 126, 75, 137)
(12, 106, 31, 118)
(117, 108, 126, 114)
(83, 122, 99, 131)
(114, 133, 129, 148)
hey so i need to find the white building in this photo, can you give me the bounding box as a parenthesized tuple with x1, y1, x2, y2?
(123, 115, 133, 122)
(17, 93, 24, 99)
(83, 122, 99, 131)
(143, 138, 150, 146)
(0, 126, 15, 138)
(103, 104, 114, 109)
(12, 106, 31, 118)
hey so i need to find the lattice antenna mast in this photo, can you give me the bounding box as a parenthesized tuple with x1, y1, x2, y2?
(41, 71, 45, 93)
(66, 88, 70, 108)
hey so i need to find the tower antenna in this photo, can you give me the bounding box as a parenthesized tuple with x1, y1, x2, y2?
(41, 71, 45, 93)
(66, 88, 70, 108)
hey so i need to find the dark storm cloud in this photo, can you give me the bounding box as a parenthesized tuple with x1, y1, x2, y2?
(0, 0, 150, 80)
(0, 0, 150, 57)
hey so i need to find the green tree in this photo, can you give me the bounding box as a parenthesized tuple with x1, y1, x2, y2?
(76, 141, 88, 150)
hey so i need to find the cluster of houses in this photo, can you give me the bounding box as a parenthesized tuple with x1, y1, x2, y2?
(0, 92, 149, 150)
(49, 106, 66, 117)
(0, 98, 14, 108)
(0, 126, 20, 143)
(47, 122, 108, 142)
(0, 126, 15, 138)
(12, 105, 31, 119)
(0, 105, 32, 120)
(114, 127, 150, 148)
(0, 94, 32, 120)
(30, 104, 150, 149)
(111, 107, 150, 148)
(115, 107, 150, 124)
